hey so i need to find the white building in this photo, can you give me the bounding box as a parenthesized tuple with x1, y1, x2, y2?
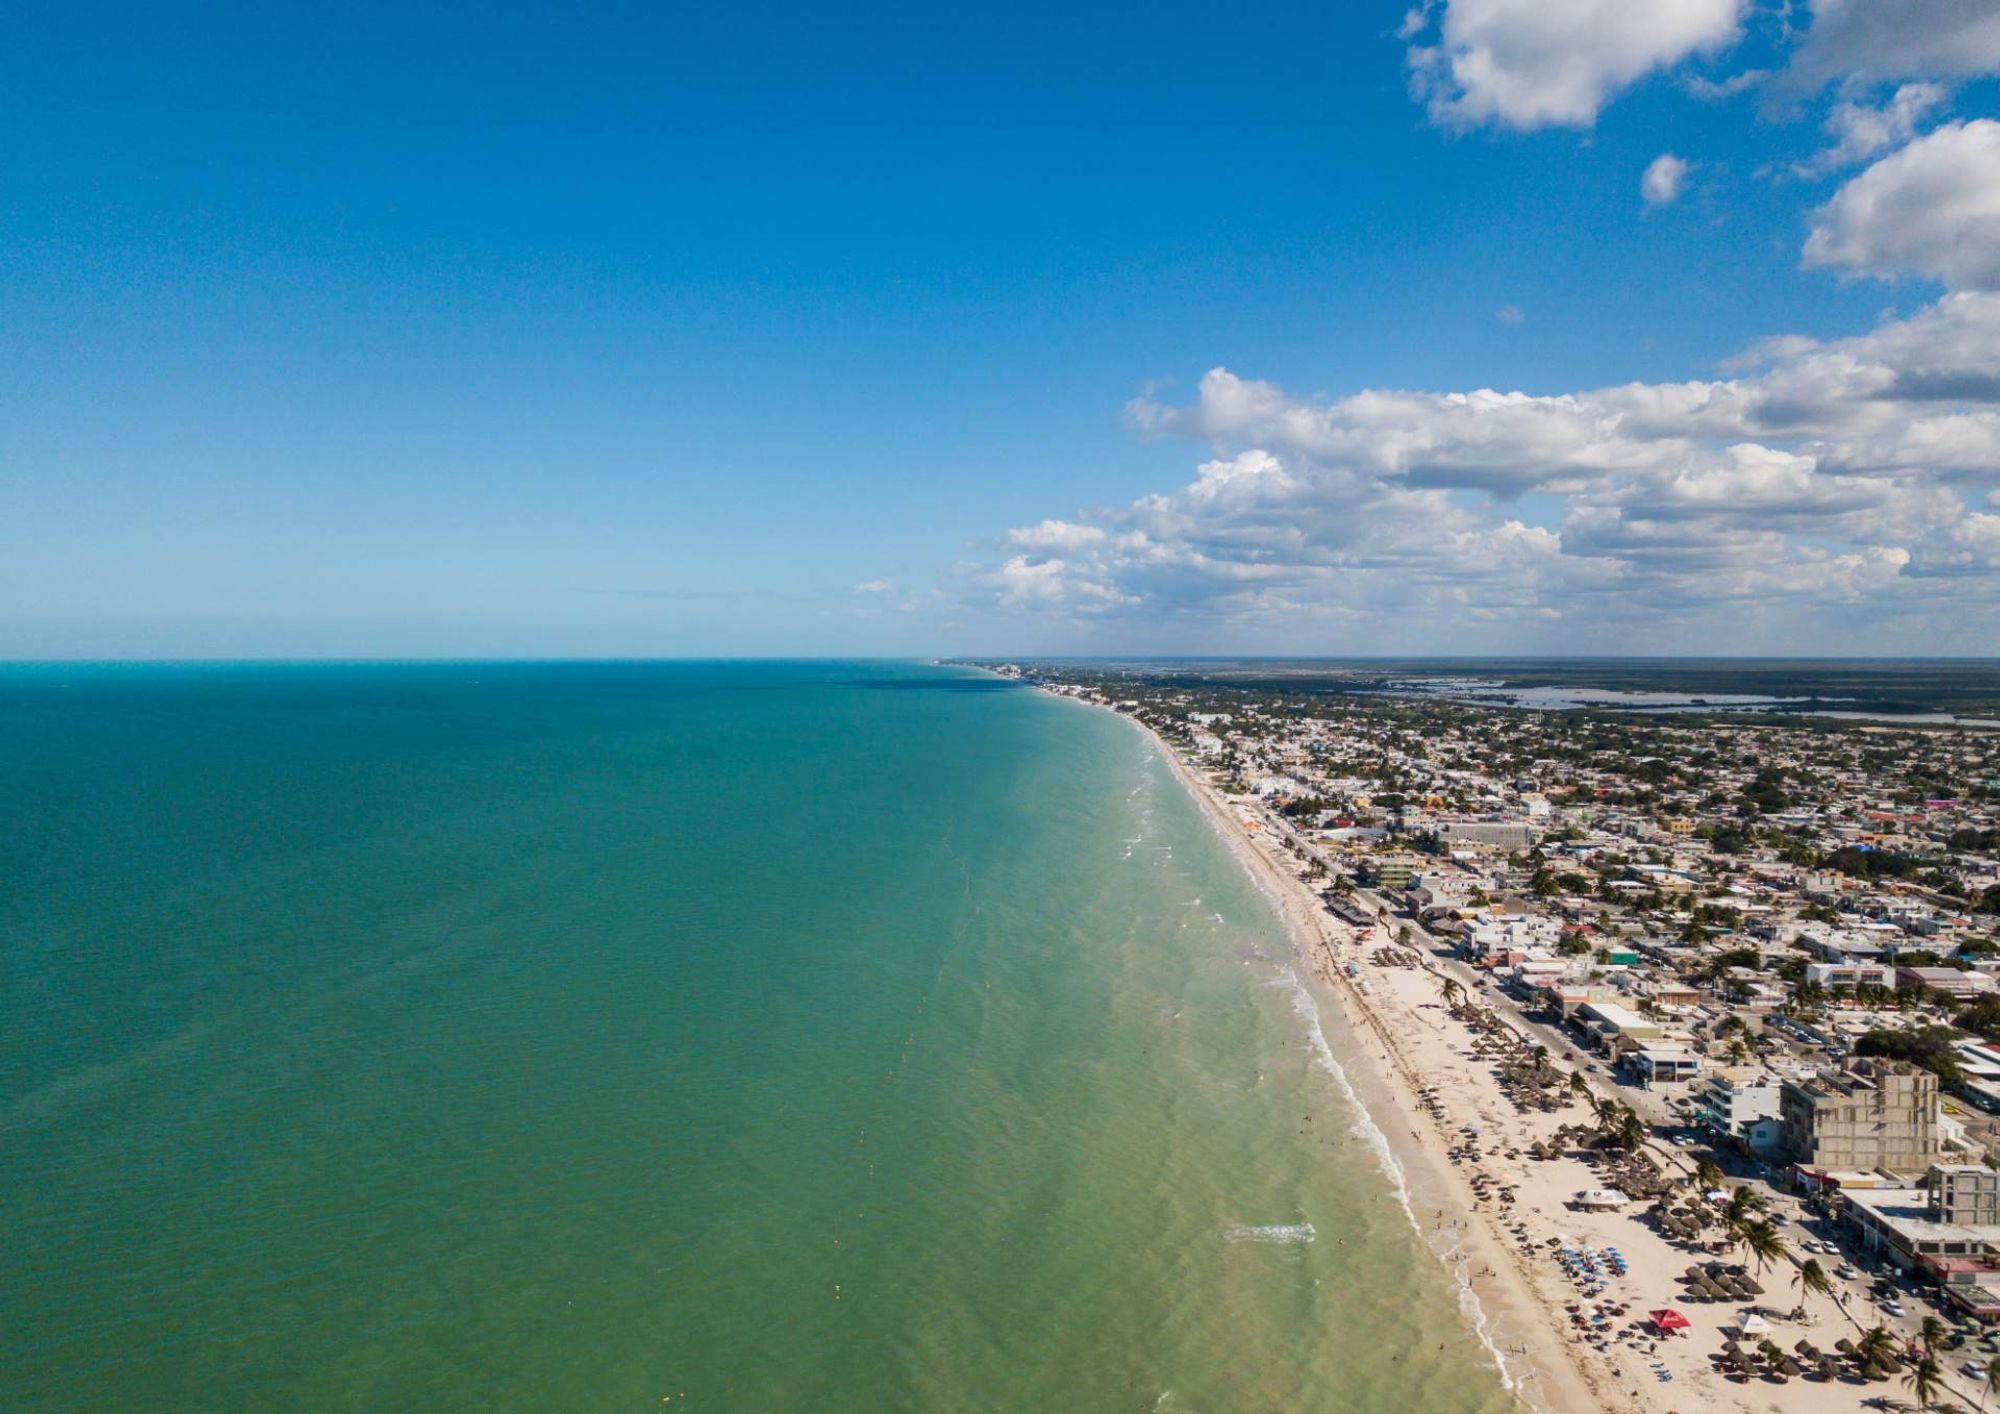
(1697, 1074, 1784, 1150)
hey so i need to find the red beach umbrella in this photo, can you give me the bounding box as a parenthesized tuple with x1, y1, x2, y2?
(1650, 1309, 1692, 1332)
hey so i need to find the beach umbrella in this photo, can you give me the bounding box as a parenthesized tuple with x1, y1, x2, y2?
(1650, 1309, 1691, 1332)
(1737, 1313, 1771, 1336)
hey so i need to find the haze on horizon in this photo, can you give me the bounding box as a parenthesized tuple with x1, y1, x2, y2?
(7, 1, 2000, 660)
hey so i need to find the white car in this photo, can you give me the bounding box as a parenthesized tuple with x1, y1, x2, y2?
(1964, 1360, 1989, 1379)
(1882, 1302, 1907, 1317)
(1801, 1240, 1822, 1253)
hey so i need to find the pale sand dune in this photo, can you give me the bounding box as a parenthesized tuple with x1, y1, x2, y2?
(1116, 706, 1925, 1414)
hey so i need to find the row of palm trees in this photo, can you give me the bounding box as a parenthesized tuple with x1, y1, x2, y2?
(1688, 1165, 2000, 1410)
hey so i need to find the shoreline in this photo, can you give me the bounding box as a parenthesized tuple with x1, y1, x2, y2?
(1108, 704, 1605, 1413)
(1003, 673, 1886, 1413)
(983, 667, 1956, 1414)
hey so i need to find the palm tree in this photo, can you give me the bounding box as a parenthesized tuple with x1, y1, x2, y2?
(1616, 1107, 1647, 1153)
(1904, 1351, 1943, 1410)
(1595, 1097, 1622, 1136)
(1568, 1070, 1590, 1105)
(1983, 1355, 2000, 1411)
(1723, 1185, 1766, 1228)
(1921, 1313, 1950, 1356)
(1437, 976, 1463, 1010)
(1790, 1257, 1832, 1319)
(1694, 1159, 1723, 1193)
(1858, 1324, 1898, 1370)
(1738, 1217, 1786, 1280)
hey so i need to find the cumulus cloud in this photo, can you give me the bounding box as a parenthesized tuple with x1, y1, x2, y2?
(1405, 0, 1745, 130)
(1784, 0, 2000, 92)
(975, 289, 2000, 645)
(1642, 153, 1692, 205)
(853, 579, 894, 594)
(1008, 520, 1108, 553)
(1495, 304, 1526, 324)
(1804, 120, 2000, 290)
(1792, 82, 1947, 177)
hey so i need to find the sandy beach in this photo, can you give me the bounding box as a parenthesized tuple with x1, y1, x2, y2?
(1110, 703, 1900, 1414)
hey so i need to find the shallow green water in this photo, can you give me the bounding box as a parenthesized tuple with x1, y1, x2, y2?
(1, 661, 1511, 1412)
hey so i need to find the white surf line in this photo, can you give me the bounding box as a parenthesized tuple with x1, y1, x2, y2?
(1104, 706, 1527, 1401)
(1020, 682, 1531, 1402)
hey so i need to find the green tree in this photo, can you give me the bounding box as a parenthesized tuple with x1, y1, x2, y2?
(1858, 1324, 1898, 1370)
(1737, 1217, 1786, 1280)
(1905, 1351, 1943, 1411)
(1616, 1108, 1647, 1153)
(1789, 1257, 1831, 1319)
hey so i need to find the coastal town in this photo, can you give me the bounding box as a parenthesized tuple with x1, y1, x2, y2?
(987, 661, 2000, 1413)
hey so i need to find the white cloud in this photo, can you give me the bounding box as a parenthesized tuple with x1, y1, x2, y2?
(1785, 0, 2000, 91)
(853, 579, 894, 594)
(1495, 304, 1525, 324)
(1642, 153, 1692, 205)
(1792, 82, 1947, 177)
(977, 289, 2000, 647)
(1686, 69, 1764, 101)
(996, 555, 1067, 606)
(1007, 519, 1107, 553)
(1804, 120, 2000, 290)
(1405, 0, 1745, 130)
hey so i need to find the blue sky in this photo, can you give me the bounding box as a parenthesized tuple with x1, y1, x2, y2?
(5, 1, 2000, 657)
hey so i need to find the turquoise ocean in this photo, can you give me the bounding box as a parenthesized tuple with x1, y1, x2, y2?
(1, 661, 1512, 1412)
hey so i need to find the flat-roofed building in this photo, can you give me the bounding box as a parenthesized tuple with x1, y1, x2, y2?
(1697, 1074, 1783, 1150)
(1359, 854, 1421, 890)
(1935, 1164, 2000, 1227)
(1572, 1001, 1661, 1055)
(1780, 1058, 1941, 1179)
(1429, 820, 1537, 851)
(1805, 962, 1897, 991)
(1898, 966, 1997, 999)
(1625, 1044, 1701, 1087)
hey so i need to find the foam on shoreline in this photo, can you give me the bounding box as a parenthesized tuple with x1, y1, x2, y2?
(1075, 695, 1591, 1410)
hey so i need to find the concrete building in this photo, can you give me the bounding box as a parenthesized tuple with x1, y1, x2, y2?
(1804, 962, 1897, 992)
(1898, 966, 1997, 999)
(1780, 1058, 1941, 1179)
(1697, 1075, 1783, 1150)
(1429, 820, 1536, 851)
(1572, 1001, 1662, 1055)
(1625, 1043, 1701, 1086)
(1359, 855, 1420, 890)
(1933, 1164, 2000, 1226)
(1841, 1173, 2000, 1319)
